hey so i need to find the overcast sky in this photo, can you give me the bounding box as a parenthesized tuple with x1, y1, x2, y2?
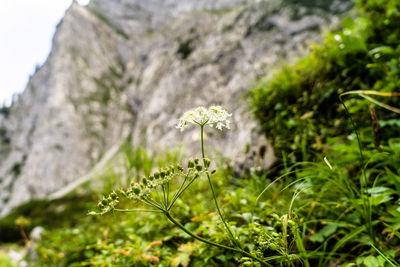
(0, 0, 90, 106)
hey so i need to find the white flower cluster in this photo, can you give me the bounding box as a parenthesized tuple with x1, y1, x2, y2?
(177, 106, 232, 131)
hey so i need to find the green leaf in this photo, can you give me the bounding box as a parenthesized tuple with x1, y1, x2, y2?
(363, 255, 380, 267)
(320, 223, 338, 237)
(310, 223, 338, 243)
(309, 232, 324, 243)
(368, 46, 395, 56)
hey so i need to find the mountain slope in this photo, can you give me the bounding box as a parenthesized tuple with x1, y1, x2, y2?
(0, 0, 352, 216)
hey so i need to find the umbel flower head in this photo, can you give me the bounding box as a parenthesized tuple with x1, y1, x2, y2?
(89, 161, 205, 215)
(177, 106, 232, 131)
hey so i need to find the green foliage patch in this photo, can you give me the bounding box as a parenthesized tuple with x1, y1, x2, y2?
(250, 0, 400, 163)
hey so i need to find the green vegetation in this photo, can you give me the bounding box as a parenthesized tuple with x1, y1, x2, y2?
(0, 252, 15, 267)
(1, 0, 399, 266)
(251, 0, 400, 163)
(0, 105, 10, 117)
(248, 0, 400, 265)
(177, 38, 195, 60)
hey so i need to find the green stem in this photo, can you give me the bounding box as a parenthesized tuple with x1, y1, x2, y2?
(167, 174, 197, 211)
(200, 125, 206, 161)
(168, 174, 189, 210)
(167, 170, 190, 210)
(164, 211, 271, 266)
(162, 184, 167, 209)
(200, 125, 242, 249)
(141, 197, 164, 211)
(114, 208, 163, 213)
(339, 96, 374, 242)
(166, 182, 170, 206)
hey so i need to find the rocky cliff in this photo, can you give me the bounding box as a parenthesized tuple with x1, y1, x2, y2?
(0, 0, 352, 216)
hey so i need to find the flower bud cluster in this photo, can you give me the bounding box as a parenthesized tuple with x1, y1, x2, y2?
(89, 159, 207, 215)
(187, 157, 208, 172)
(203, 158, 211, 169)
(252, 214, 300, 253)
(121, 164, 184, 200)
(89, 191, 119, 215)
(253, 224, 283, 253)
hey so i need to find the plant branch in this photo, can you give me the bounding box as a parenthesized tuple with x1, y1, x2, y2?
(200, 125, 242, 249)
(114, 208, 163, 213)
(164, 211, 271, 266)
(167, 175, 197, 211)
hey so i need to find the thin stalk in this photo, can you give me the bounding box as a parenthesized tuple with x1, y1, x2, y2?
(168, 177, 189, 210)
(167, 175, 197, 211)
(114, 208, 163, 213)
(170, 171, 190, 203)
(166, 182, 170, 207)
(370, 243, 398, 267)
(339, 96, 374, 241)
(200, 125, 241, 249)
(164, 211, 271, 266)
(155, 185, 163, 205)
(19, 228, 29, 245)
(161, 184, 167, 209)
(282, 214, 288, 256)
(200, 125, 206, 161)
(141, 197, 164, 210)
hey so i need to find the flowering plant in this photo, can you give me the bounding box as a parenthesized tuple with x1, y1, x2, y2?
(176, 105, 231, 131)
(90, 106, 269, 266)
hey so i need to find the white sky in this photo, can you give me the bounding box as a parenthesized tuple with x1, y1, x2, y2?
(0, 0, 90, 106)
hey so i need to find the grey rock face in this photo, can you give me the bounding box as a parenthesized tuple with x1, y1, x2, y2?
(0, 0, 352, 216)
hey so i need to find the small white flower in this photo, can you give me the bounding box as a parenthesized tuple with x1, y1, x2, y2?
(177, 106, 232, 131)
